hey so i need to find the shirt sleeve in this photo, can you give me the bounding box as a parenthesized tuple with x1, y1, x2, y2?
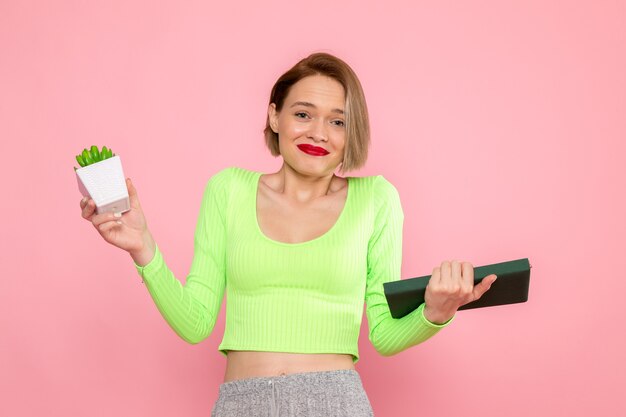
(365, 176, 454, 356)
(133, 168, 231, 344)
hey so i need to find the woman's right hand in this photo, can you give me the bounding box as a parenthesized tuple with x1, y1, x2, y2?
(423, 260, 497, 325)
(79, 178, 153, 256)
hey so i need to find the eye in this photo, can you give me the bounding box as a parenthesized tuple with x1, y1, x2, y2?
(332, 120, 345, 127)
(294, 112, 309, 119)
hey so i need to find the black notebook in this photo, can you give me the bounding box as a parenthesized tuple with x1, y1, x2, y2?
(383, 258, 531, 319)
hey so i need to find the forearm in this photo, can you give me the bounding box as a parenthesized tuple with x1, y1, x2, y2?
(369, 303, 452, 356)
(133, 244, 223, 344)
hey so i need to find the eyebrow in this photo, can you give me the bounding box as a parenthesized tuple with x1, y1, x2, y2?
(290, 101, 344, 115)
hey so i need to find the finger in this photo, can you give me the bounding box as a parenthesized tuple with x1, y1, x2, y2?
(79, 196, 88, 209)
(472, 274, 498, 300)
(461, 262, 474, 290)
(92, 211, 123, 228)
(450, 259, 465, 296)
(126, 178, 139, 207)
(451, 260, 462, 283)
(82, 199, 96, 219)
(440, 260, 451, 285)
(431, 266, 441, 285)
(97, 219, 121, 233)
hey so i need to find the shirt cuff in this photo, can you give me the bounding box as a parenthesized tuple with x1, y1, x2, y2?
(416, 303, 455, 328)
(133, 244, 162, 283)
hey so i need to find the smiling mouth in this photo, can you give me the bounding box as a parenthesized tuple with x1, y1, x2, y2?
(297, 144, 329, 156)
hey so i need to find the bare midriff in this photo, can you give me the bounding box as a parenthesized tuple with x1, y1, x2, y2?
(223, 351, 355, 383)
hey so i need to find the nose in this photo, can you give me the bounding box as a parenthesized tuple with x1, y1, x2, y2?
(307, 119, 328, 142)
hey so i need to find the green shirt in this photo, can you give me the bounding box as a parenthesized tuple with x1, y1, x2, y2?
(135, 167, 451, 363)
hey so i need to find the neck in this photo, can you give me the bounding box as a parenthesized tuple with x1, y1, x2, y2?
(275, 163, 337, 203)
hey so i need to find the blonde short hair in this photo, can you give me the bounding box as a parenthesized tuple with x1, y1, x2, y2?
(264, 52, 370, 173)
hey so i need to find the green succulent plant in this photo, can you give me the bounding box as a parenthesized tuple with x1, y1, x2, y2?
(74, 145, 116, 170)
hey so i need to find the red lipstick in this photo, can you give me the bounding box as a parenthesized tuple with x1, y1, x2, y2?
(297, 144, 330, 156)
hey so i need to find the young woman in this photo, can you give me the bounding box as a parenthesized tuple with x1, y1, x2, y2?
(79, 52, 496, 416)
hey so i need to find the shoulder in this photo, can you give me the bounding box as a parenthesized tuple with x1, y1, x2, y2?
(348, 175, 403, 222)
(208, 166, 254, 181)
(207, 166, 258, 189)
(201, 167, 259, 213)
(374, 175, 399, 195)
(350, 174, 401, 201)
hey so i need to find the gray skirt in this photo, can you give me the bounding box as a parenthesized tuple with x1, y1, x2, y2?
(210, 369, 374, 417)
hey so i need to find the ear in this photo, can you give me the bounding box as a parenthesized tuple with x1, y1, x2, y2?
(268, 103, 279, 133)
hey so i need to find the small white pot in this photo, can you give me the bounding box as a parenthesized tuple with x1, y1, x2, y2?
(76, 155, 130, 215)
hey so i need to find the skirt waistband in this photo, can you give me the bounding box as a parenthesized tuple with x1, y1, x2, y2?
(218, 369, 362, 395)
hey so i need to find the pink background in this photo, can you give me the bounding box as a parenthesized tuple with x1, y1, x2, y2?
(1, 1, 624, 416)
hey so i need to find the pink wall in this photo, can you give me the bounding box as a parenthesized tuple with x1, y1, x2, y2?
(1, 1, 624, 416)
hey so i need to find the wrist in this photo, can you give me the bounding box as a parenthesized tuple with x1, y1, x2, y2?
(423, 305, 455, 325)
(130, 231, 156, 267)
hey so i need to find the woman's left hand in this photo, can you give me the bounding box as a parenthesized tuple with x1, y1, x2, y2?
(423, 260, 497, 325)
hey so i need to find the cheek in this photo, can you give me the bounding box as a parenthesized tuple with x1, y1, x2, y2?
(334, 135, 346, 151)
(279, 118, 307, 137)
(290, 124, 309, 137)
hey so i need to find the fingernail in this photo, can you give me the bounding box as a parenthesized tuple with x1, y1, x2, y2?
(81, 197, 87, 204)
(114, 212, 122, 218)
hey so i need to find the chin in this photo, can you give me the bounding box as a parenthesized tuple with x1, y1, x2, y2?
(287, 161, 336, 177)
